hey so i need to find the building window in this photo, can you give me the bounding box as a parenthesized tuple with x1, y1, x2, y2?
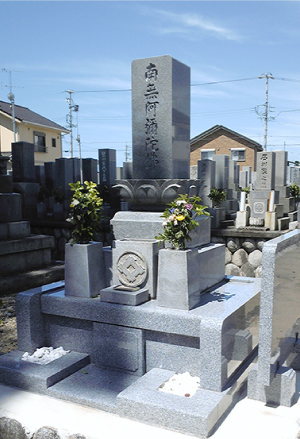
(231, 148, 246, 161)
(34, 132, 46, 152)
(52, 138, 56, 148)
(201, 149, 215, 160)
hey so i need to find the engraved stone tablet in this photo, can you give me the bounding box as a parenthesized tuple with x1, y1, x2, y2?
(132, 55, 190, 180)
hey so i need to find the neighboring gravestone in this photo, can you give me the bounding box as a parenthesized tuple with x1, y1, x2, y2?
(12, 141, 35, 182)
(239, 170, 249, 189)
(99, 149, 116, 185)
(35, 165, 45, 185)
(122, 161, 132, 179)
(197, 159, 215, 207)
(228, 160, 239, 192)
(132, 55, 190, 179)
(212, 155, 229, 190)
(250, 151, 277, 224)
(274, 150, 287, 187)
(45, 161, 56, 190)
(255, 151, 275, 191)
(82, 158, 97, 183)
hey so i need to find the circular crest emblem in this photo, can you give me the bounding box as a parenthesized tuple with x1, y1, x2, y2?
(117, 251, 147, 288)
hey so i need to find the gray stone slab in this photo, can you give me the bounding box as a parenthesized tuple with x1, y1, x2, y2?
(92, 323, 144, 375)
(100, 286, 150, 306)
(132, 55, 190, 179)
(45, 162, 56, 189)
(122, 161, 132, 179)
(111, 211, 164, 240)
(248, 230, 300, 405)
(0, 350, 90, 393)
(116, 367, 247, 437)
(46, 315, 94, 355)
(280, 196, 295, 213)
(145, 333, 200, 376)
(47, 364, 138, 413)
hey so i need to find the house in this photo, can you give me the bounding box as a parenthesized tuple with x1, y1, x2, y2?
(190, 125, 263, 171)
(0, 100, 69, 168)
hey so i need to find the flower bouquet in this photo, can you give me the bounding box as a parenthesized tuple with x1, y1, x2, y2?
(155, 194, 209, 250)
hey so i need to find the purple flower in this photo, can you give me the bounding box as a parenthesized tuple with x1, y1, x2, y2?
(169, 208, 175, 214)
(186, 203, 193, 211)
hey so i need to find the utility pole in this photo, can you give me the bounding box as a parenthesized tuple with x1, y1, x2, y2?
(125, 144, 131, 162)
(258, 73, 274, 151)
(2, 69, 17, 142)
(65, 90, 79, 158)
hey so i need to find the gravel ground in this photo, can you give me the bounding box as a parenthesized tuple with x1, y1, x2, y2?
(0, 293, 18, 356)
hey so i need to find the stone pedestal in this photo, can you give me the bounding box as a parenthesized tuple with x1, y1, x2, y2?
(265, 211, 277, 231)
(235, 209, 250, 228)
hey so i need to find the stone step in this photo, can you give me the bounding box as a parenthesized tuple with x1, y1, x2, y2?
(0, 263, 64, 295)
(0, 235, 54, 276)
(0, 221, 30, 241)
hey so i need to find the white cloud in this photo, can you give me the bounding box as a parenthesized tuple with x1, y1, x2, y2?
(146, 9, 243, 42)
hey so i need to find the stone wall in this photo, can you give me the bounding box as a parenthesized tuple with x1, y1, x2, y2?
(30, 220, 113, 261)
(211, 229, 287, 278)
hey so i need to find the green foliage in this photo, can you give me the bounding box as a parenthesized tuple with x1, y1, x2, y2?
(155, 194, 209, 250)
(53, 188, 65, 204)
(208, 187, 227, 208)
(67, 181, 103, 244)
(239, 186, 250, 195)
(290, 183, 300, 201)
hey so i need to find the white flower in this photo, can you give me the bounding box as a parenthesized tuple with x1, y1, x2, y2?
(77, 215, 81, 220)
(176, 200, 186, 206)
(71, 199, 80, 207)
(174, 220, 178, 226)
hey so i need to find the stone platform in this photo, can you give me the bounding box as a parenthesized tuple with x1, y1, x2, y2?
(0, 276, 260, 437)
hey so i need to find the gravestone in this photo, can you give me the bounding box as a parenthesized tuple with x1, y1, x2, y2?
(250, 151, 279, 225)
(197, 159, 215, 207)
(44, 162, 56, 190)
(132, 55, 190, 179)
(228, 160, 239, 192)
(212, 154, 229, 190)
(12, 141, 35, 183)
(255, 151, 275, 191)
(122, 161, 132, 179)
(82, 158, 97, 183)
(99, 149, 116, 186)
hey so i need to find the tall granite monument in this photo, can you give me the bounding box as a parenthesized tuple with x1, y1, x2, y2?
(115, 55, 201, 210)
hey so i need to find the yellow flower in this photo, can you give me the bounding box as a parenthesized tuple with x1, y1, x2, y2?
(177, 215, 185, 221)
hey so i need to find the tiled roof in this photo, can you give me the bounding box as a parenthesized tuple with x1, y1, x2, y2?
(191, 124, 263, 150)
(0, 100, 68, 132)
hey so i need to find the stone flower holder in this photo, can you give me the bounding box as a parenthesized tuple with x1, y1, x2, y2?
(65, 242, 106, 298)
(156, 243, 225, 311)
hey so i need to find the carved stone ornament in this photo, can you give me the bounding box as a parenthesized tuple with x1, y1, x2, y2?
(113, 179, 204, 209)
(117, 251, 148, 288)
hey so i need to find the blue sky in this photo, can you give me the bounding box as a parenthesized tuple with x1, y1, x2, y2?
(1, 1, 300, 166)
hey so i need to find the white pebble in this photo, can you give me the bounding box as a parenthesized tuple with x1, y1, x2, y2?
(21, 346, 69, 365)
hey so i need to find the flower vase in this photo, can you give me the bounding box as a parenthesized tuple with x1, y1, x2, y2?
(65, 242, 106, 298)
